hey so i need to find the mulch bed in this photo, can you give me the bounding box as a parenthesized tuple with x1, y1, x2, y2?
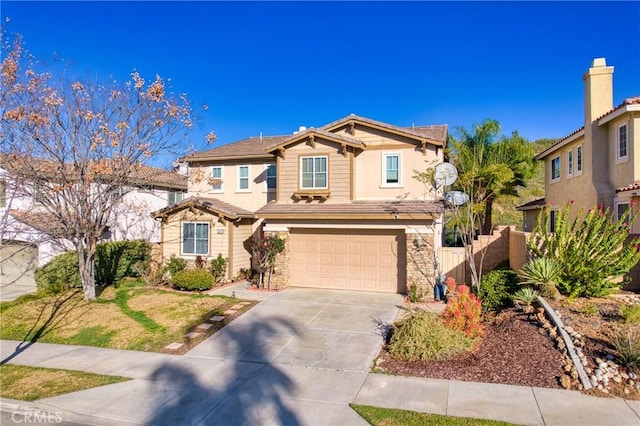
(377, 308, 565, 389)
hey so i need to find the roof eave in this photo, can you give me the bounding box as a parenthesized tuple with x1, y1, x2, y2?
(258, 212, 438, 220)
(598, 104, 640, 126)
(324, 119, 444, 147)
(182, 154, 274, 162)
(535, 129, 585, 160)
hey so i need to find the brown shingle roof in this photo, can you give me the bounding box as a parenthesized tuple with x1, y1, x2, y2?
(181, 135, 288, 161)
(265, 128, 365, 153)
(616, 181, 640, 193)
(322, 114, 447, 144)
(516, 197, 546, 211)
(152, 197, 255, 221)
(9, 210, 67, 237)
(128, 163, 187, 189)
(257, 200, 443, 219)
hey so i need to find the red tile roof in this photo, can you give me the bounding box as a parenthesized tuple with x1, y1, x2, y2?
(616, 181, 640, 193)
(596, 96, 640, 122)
(515, 197, 546, 211)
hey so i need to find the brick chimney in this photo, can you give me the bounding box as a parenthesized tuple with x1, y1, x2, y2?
(583, 57, 614, 123)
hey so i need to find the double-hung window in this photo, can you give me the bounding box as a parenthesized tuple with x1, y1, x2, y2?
(265, 164, 277, 192)
(618, 124, 628, 161)
(211, 166, 223, 191)
(182, 222, 209, 255)
(576, 145, 583, 174)
(551, 156, 561, 181)
(168, 191, 183, 205)
(616, 202, 630, 223)
(567, 150, 573, 177)
(382, 153, 401, 186)
(300, 156, 327, 189)
(237, 165, 250, 191)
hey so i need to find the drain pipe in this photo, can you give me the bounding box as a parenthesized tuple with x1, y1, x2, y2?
(537, 296, 592, 390)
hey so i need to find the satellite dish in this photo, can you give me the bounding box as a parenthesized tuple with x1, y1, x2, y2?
(445, 191, 469, 206)
(434, 163, 458, 187)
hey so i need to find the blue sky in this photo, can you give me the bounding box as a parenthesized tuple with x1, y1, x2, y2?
(2, 1, 639, 166)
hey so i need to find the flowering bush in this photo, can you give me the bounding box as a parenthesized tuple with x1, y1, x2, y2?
(529, 201, 640, 297)
(442, 284, 484, 338)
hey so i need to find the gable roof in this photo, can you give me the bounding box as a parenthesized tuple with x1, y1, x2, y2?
(322, 114, 447, 146)
(152, 197, 256, 222)
(181, 135, 288, 162)
(515, 197, 546, 211)
(265, 128, 365, 154)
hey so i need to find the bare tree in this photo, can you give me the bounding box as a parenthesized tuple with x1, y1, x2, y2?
(1, 29, 194, 300)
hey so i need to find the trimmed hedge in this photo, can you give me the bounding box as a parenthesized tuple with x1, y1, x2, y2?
(171, 269, 214, 291)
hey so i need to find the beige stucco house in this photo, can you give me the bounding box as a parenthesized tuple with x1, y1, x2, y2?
(518, 58, 640, 233)
(153, 114, 448, 294)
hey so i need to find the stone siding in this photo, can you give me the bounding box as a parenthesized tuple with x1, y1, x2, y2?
(405, 233, 436, 299)
(263, 230, 290, 290)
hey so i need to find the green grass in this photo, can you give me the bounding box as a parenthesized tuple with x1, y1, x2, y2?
(0, 286, 244, 352)
(351, 404, 516, 426)
(0, 364, 129, 401)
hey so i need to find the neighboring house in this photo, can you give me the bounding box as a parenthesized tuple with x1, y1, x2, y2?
(0, 163, 187, 287)
(518, 58, 640, 233)
(153, 114, 448, 294)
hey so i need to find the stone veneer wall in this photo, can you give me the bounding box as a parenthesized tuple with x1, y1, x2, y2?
(405, 233, 436, 299)
(263, 230, 290, 290)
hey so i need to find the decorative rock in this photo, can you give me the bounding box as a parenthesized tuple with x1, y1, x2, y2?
(186, 332, 202, 339)
(570, 370, 579, 380)
(606, 354, 615, 361)
(597, 384, 604, 390)
(613, 375, 623, 383)
(582, 360, 588, 367)
(231, 304, 244, 310)
(599, 362, 608, 369)
(630, 372, 637, 380)
(625, 388, 631, 395)
(560, 375, 572, 389)
(210, 316, 225, 322)
(595, 357, 604, 364)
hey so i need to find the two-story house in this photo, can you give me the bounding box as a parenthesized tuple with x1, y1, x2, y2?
(0, 163, 187, 294)
(152, 114, 447, 294)
(519, 58, 640, 233)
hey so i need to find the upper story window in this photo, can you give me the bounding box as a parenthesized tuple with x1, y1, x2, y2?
(237, 165, 250, 192)
(382, 153, 402, 187)
(300, 156, 328, 189)
(551, 156, 561, 182)
(576, 145, 583, 174)
(567, 150, 573, 177)
(616, 202, 630, 223)
(617, 123, 628, 161)
(182, 222, 209, 256)
(211, 166, 223, 192)
(265, 164, 277, 192)
(167, 191, 183, 205)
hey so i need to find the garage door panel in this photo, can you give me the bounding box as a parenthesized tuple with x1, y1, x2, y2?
(290, 229, 403, 293)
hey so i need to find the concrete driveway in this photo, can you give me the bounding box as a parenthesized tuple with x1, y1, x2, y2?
(13, 287, 404, 425)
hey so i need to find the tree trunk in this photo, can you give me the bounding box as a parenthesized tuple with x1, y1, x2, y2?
(77, 240, 97, 300)
(481, 196, 495, 235)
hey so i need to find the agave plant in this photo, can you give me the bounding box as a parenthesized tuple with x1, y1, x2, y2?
(512, 287, 539, 312)
(519, 257, 562, 300)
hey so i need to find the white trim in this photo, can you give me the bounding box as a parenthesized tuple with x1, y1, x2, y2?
(263, 163, 277, 193)
(210, 166, 224, 193)
(236, 164, 251, 193)
(598, 104, 640, 125)
(299, 155, 328, 190)
(180, 221, 210, 256)
(616, 123, 629, 163)
(381, 152, 403, 188)
(536, 129, 584, 160)
(576, 144, 583, 175)
(550, 155, 561, 183)
(615, 200, 631, 222)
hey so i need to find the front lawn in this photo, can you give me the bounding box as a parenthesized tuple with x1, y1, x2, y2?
(0, 364, 129, 401)
(351, 404, 514, 426)
(0, 283, 247, 352)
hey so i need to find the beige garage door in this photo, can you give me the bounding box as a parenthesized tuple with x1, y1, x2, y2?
(289, 228, 405, 293)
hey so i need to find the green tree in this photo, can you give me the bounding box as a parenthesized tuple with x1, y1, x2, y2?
(450, 119, 537, 235)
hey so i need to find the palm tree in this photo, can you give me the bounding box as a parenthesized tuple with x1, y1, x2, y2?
(450, 119, 536, 235)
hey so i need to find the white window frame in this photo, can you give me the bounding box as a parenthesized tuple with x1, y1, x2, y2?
(167, 191, 184, 205)
(567, 150, 573, 178)
(300, 156, 328, 190)
(236, 165, 250, 192)
(576, 144, 583, 175)
(551, 156, 561, 182)
(615, 201, 631, 223)
(264, 164, 277, 192)
(181, 222, 209, 256)
(210, 166, 223, 193)
(617, 123, 628, 162)
(381, 153, 402, 187)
